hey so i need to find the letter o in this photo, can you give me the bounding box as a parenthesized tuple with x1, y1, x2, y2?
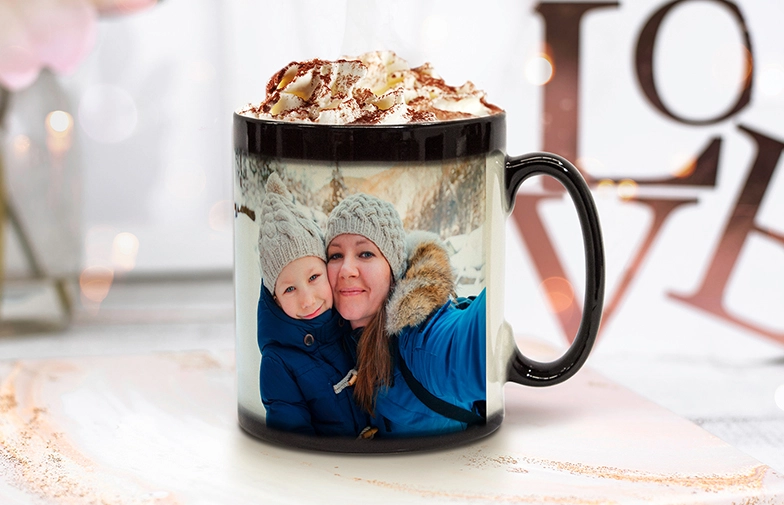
(635, 0, 753, 125)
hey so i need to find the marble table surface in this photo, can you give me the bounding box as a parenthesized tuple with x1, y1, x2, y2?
(2, 349, 783, 505)
(1, 277, 783, 504)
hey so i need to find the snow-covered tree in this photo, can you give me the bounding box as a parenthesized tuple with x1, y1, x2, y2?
(322, 164, 348, 215)
(234, 150, 277, 220)
(405, 156, 485, 238)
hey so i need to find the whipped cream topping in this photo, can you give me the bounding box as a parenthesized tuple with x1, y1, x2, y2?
(237, 51, 503, 124)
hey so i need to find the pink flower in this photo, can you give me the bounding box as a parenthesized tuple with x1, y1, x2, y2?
(0, 0, 157, 91)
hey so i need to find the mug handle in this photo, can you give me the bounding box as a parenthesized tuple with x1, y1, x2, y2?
(504, 152, 606, 386)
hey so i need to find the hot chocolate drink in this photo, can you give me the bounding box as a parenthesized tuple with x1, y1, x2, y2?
(236, 51, 503, 125)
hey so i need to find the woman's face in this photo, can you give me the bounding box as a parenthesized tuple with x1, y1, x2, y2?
(326, 234, 392, 329)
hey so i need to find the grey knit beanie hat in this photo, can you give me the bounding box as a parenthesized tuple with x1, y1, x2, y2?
(325, 193, 407, 281)
(259, 172, 326, 293)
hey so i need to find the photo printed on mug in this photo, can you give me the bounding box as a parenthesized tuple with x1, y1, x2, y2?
(234, 151, 488, 445)
(234, 51, 603, 453)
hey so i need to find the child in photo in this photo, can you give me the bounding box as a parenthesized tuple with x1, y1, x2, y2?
(256, 173, 370, 437)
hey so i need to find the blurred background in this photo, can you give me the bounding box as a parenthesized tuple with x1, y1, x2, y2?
(1, 0, 783, 466)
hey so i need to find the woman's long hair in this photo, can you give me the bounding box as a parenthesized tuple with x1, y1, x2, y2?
(353, 288, 394, 414)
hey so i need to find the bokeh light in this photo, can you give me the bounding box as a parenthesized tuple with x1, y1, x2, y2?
(209, 200, 233, 232)
(540, 276, 574, 313)
(670, 152, 697, 178)
(596, 179, 615, 199)
(47, 110, 73, 133)
(12, 134, 31, 157)
(710, 43, 752, 88)
(617, 179, 639, 200)
(78, 84, 138, 144)
(45, 110, 73, 155)
(79, 265, 115, 304)
(112, 232, 140, 271)
(775, 384, 784, 412)
(525, 54, 554, 86)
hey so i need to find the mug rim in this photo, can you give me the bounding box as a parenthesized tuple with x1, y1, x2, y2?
(233, 111, 506, 162)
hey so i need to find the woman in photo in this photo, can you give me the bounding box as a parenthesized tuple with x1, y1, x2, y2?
(325, 193, 487, 438)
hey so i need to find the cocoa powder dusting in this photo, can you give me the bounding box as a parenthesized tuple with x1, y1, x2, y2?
(352, 87, 373, 105)
(0, 362, 180, 504)
(406, 110, 436, 122)
(239, 51, 503, 124)
(349, 110, 384, 125)
(0, 392, 17, 413)
(480, 97, 504, 115)
(410, 63, 454, 93)
(432, 109, 474, 121)
(520, 456, 769, 493)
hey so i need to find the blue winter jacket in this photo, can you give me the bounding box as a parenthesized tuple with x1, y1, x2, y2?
(347, 290, 487, 438)
(345, 232, 487, 438)
(256, 284, 369, 437)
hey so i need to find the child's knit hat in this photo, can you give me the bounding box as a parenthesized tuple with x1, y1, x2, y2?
(325, 193, 407, 281)
(259, 172, 326, 292)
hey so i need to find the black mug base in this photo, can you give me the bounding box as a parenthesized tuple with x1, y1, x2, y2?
(237, 407, 503, 454)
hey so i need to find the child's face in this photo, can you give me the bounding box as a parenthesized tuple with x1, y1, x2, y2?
(274, 256, 333, 320)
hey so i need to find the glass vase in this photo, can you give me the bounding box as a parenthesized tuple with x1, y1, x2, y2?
(0, 71, 81, 335)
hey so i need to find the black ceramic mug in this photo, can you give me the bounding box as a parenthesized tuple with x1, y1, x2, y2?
(233, 112, 605, 452)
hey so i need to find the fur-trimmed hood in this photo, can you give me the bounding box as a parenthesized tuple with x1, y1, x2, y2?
(385, 231, 456, 335)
